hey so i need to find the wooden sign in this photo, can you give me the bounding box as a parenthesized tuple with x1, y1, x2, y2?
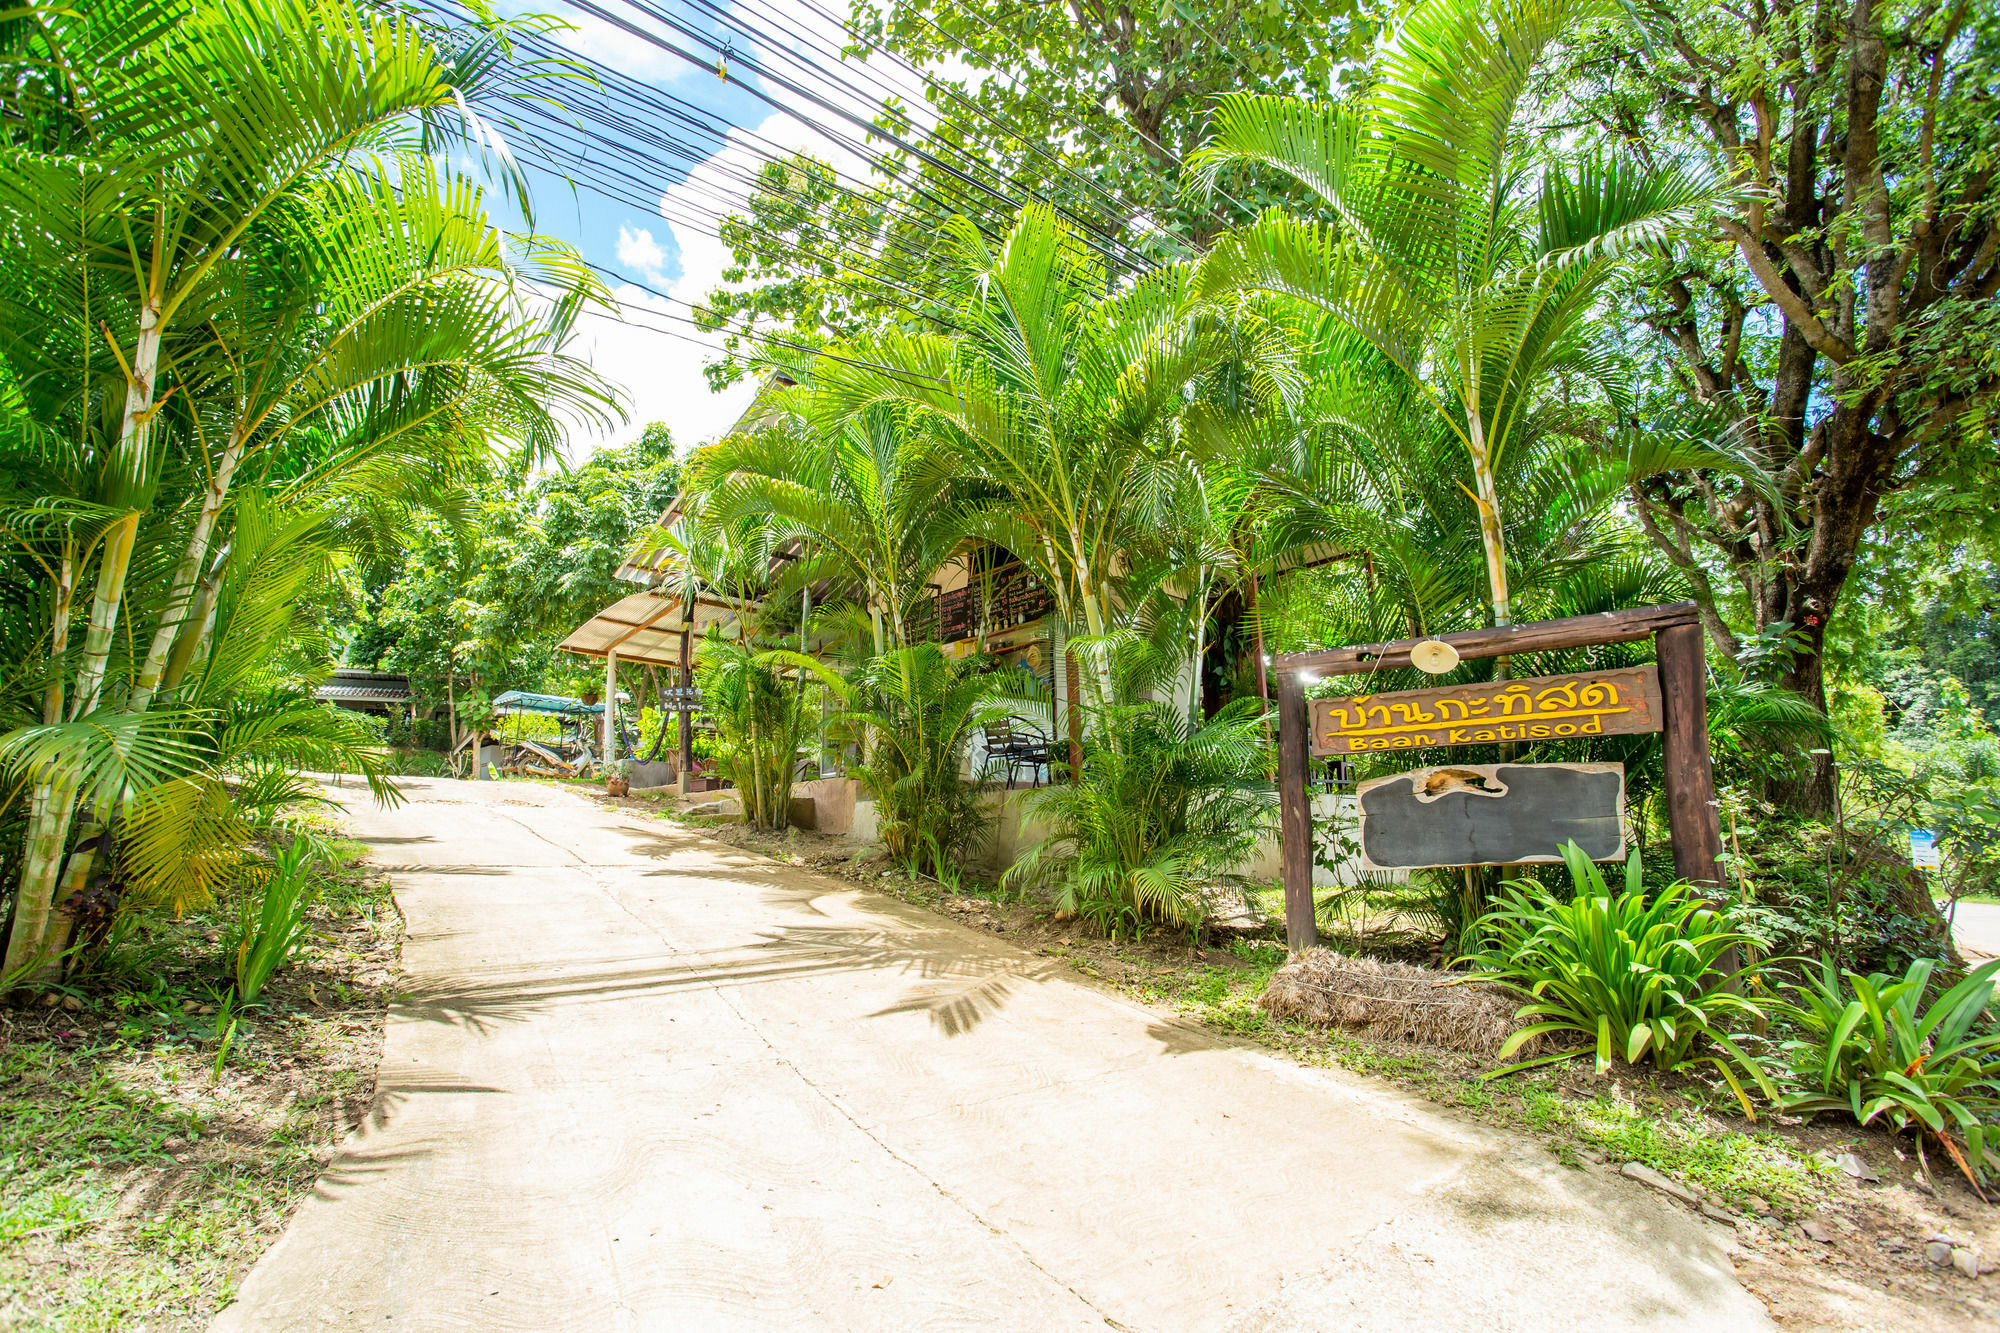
(1356, 763, 1626, 869)
(1310, 666, 1661, 756)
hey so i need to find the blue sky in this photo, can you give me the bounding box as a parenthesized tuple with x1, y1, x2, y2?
(478, 0, 908, 460)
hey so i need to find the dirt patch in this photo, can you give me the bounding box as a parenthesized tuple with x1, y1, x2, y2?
(1260, 948, 1533, 1054)
(0, 838, 401, 1331)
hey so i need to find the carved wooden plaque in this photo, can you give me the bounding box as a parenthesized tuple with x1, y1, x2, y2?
(1309, 665, 1661, 756)
(1356, 763, 1627, 869)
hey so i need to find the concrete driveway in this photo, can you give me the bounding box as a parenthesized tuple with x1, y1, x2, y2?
(1955, 901, 2000, 960)
(212, 778, 1768, 1332)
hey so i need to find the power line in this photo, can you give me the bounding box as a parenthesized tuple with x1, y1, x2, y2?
(561, 0, 1152, 275)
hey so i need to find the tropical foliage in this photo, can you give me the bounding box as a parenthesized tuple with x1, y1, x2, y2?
(1461, 844, 1777, 1113)
(789, 644, 1036, 879)
(1779, 957, 2000, 1190)
(1003, 698, 1276, 936)
(696, 635, 818, 833)
(0, 0, 613, 980)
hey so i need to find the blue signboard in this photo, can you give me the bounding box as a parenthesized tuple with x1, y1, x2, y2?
(1909, 828, 1942, 870)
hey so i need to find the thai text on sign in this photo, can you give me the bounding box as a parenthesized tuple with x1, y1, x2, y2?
(1309, 666, 1662, 755)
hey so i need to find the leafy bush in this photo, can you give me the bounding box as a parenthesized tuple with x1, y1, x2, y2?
(1003, 699, 1274, 937)
(384, 714, 452, 752)
(790, 644, 1034, 879)
(230, 834, 323, 1006)
(1460, 843, 1776, 1113)
(696, 633, 818, 831)
(1778, 956, 2000, 1189)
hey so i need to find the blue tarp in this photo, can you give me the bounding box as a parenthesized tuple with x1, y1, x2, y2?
(491, 689, 601, 715)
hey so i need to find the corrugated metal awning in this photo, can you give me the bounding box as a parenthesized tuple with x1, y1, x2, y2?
(556, 591, 746, 668)
(315, 670, 411, 706)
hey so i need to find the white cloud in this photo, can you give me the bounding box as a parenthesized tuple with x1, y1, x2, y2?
(539, 8, 696, 88)
(564, 285, 758, 461)
(558, 2, 970, 462)
(615, 225, 672, 286)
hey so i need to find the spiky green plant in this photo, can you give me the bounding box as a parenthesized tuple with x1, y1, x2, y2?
(232, 831, 324, 1006)
(1461, 843, 1777, 1113)
(1003, 698, 1275, 937)
(1778, 956, 2000, 1192)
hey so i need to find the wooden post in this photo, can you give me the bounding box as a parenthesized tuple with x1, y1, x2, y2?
(603, 648, 619, 764)
(1276, 667, 1316, 954)
(677, 621, 693, 783)
(1656, 622, 1723, 890)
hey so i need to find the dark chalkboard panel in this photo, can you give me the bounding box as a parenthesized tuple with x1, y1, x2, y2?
(1356, 763, 1626, 869)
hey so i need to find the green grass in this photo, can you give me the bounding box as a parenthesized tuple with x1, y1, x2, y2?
(1516, 1081, 1832, 1214)
(0, 835, 396, 1330)
(0, 1039, 313, 1330)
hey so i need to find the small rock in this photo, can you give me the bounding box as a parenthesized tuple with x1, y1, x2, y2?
(1953, 1248, 1980, 1280)
(39, 992, 61, 1009)
(1620, 1161, 1700, 1206)
(1748, 1196, 1772, 1215)
(60, 995, 82, 1012)
(1927, 1240, 1956, 1267)
(171, 1153, 189, 1164)
(1832, 1152, 1879, 1182)
(1579, 1147, 1607, 1165)
(1700, 1202, 1740, 1225)
(162, 1138, 186, 1151)
(1799, 1216, 1833, 1244)
(197, 1004, 217, 1016)
(182, 999, 202, 1012)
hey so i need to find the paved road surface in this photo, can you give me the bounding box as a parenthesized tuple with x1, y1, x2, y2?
(1956, 901, 2000, 960)
(212, 778, 1768, 1332)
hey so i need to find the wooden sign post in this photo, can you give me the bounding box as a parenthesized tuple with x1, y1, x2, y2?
(1274, 602, 1722, 954)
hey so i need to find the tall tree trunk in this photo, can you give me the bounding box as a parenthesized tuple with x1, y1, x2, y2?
(130, 429, 246, 712)
(6, 517, 140, 980)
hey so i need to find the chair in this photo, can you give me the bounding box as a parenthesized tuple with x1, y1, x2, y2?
(983, 717, 1052, 789)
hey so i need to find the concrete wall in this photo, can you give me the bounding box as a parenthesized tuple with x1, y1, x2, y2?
(826, 783, 1390, 888)
(1235, 792, 1390, 887)
(792, 776, 861, 835)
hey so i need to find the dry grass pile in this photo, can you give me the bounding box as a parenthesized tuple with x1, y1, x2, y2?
(1259, 948, 1535, 1056)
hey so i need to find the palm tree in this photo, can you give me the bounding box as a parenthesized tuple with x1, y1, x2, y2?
(0, 0, 614, 978)
(690, 396, 968, 655)
(1189, 0, 1722, 638)
(800, 206, 1281, 714)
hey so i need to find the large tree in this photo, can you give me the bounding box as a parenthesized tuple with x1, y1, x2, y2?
(695, 0, 1378, 379)
(1189, 0, 1724, 645)
(1552, 0, 2000, 810)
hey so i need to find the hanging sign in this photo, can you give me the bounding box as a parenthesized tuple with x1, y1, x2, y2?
(1310, 666, 1662, 756)
(1910, 829, 1942, 870)
(1356, 763, 1627, 869)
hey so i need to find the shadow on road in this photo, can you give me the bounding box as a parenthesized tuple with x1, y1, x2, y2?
(394, 923, 1058, 1039)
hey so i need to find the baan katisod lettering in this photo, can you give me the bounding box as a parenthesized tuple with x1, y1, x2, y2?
(1340, 714, 1611, 750)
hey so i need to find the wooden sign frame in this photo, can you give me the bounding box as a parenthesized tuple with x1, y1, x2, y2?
(1273, 602, 1722, 953)
(1310, 666, 1662, 754)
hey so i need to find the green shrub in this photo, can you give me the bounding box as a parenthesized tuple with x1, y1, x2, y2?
(1778, 955, 2000, 1189)
(789, 643, 1032, 880)
(696, 633, 818, 831)
(1460, 843, 1777, 1113)
(230, 834, 323, 1006)
(1003, 699, 1274, 937)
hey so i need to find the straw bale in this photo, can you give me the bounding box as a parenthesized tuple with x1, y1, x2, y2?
(1259, 948, 1537, 1057)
